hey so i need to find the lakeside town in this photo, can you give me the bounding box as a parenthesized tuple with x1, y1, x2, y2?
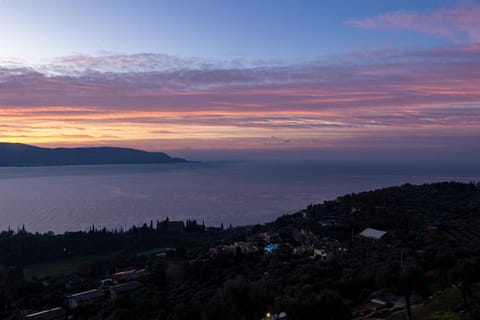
(0, 181, 480, 320)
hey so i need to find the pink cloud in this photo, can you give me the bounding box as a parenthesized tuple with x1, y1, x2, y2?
(0, 46, 479, 151)
(349, 5, 480, 43)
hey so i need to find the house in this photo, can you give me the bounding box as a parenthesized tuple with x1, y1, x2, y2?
(314, 248, 334, 261)
(301, 210, 310, 218)
(24, 307, 66, 320)
(351, 207, 361, 215)
(371, 298, 387, 306)
(368, 290, 404, 308)
(166, 221, 185, 233)
(112, 268, 153, 283)
(209, 245, 236, 258)
(155, 247, 176, 257)
(264, 243, 292, 257)
(293, 245, 313, 256)
(65, 274, 85, 290)
(100, 278, 114, 288)
(359, 228, 387, 240)
(291, 228, 315, 245)
(110, 281, 143, 300)
(247, 232, 280, 245)
(311, 237, 344, 260)
(263, 312, 287, 320)
(68, 289, 106, 309)
(426, 269, 442, 278)
(209, 242, 259, 258)
(233, 242, 259, 255)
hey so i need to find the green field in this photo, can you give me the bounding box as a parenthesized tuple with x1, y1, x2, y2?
(23, 251, 121, 280)
(23, 248, 182, 280)
(387, 285, 480, 320)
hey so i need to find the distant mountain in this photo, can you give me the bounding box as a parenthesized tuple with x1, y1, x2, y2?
(0, 143, 187, 167)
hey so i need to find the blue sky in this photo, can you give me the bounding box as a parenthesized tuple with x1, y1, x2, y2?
(0, 0, 463, 61)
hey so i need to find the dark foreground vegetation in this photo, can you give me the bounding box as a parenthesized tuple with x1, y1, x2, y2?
(1, 181, 480, 319)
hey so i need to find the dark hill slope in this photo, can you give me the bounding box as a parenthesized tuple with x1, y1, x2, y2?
(0, 143, 187, 167)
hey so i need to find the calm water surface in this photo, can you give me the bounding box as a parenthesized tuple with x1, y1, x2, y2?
(0, 161, 478, 233)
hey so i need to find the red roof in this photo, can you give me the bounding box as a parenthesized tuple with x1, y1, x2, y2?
(426, 269, 441, 277)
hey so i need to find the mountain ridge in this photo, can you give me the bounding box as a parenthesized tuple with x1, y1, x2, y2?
(0, 142, 187, 167)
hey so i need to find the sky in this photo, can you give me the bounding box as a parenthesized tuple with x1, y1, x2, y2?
(0, 0, 479, 161)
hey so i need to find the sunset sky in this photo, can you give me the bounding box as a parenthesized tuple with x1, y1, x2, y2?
(1, 0, 479, 161)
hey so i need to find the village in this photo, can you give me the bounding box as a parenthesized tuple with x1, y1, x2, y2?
(22, 221, 387, 320)
(1, 182, 479, 320)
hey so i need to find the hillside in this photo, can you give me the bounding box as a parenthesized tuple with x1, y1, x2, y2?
(0, 143, 187, 166)
(1, 182, 480, 319)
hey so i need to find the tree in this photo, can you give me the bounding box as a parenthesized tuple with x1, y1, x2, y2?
(283, 290, 349, 320)
(220, 277, 274, 320)
(375, 264, 396, 290)
(111, 308, 135, 320)
(397, 264, 427, 320)
(449, 259, 479, 308)
(376, 263, 427, 320)
(435, 250, 456, 285)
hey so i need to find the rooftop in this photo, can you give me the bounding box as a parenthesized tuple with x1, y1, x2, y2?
(25, 307, 66, 319)
(68, 289, 105, 301)
(360, 228, 387, 240)
(110, 281, 143, 294)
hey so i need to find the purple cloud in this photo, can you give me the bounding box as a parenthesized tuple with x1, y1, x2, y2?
(0, 45, 479, 152)
(349, 5, 480, 43)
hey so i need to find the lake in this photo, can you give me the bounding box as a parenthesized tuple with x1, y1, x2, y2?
(0, 160, 478, 233)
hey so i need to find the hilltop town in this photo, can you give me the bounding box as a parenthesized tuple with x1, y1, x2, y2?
(0, 181, 480, 320)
